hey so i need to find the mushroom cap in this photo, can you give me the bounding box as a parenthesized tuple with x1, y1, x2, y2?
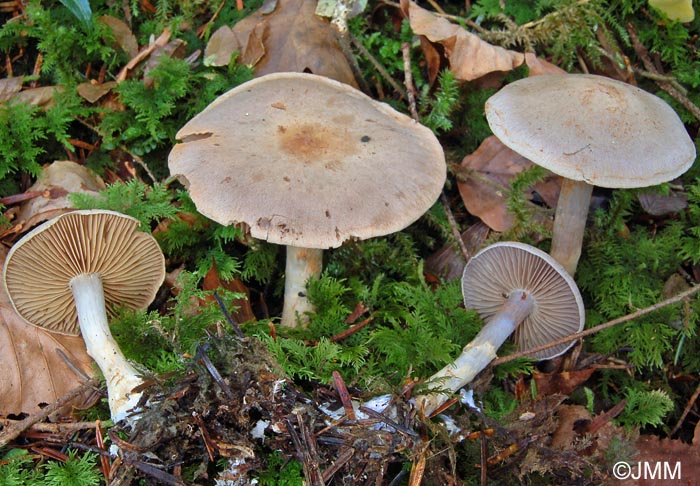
(485, 74, 696, 188)
(462, 241, 585, 360)
(3, 210, 165, 336)
(169, 72, 446, 249)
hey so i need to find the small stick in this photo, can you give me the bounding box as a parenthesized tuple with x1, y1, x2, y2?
(351, 35, 406, 99)
(400, 43, 470, 264)
(494, 284, 700, 365)
(213, 291, 245, 338)
(329, 312, 376, 342)
(401, 42, 419, 120)
(358, 406, 417, 437)
(669, 380, 700, 437)
(195, 345, 233, 399)
(0, 377, 101, 448)
(627, 23, 700, 121)
(331, 371, 356, 420)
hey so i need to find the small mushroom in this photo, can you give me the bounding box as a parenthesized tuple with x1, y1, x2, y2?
(3, 210, 165, 422)
(415, 242, 585, 417)
(485, 74, 696, 275)
(169, 72, 446, 327)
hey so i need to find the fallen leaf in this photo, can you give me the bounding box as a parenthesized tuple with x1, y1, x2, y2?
(98, 15, 139, 58)
(424, 221, 490, 281)
(11, 160, 106, 233)
(637, 187, 688, 216)
(523, 52, 567, 76)
(457, 136, 560, 232)
(205, 0, 357, 86)
(0, 247, 97, 417)
(202, 262, 256, 324)
(619, 435, 700, 486)
(0, 77, 23, 102)
(533, 368, 595, 397)
(11, 86, 64, 109)
(77, 80, 118, 103)
(407, 2, 523, 81)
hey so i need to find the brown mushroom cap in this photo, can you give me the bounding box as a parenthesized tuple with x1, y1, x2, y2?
(3, 210, 165, 336)
(485, 74, 696, 189)
(169, 72, 446, 249)
(462, 242, 585, 360)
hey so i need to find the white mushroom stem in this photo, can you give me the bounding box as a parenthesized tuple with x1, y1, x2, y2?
(549, 178, 594, 276)
(70, 273, 143, 422)
(414, 290, 534, 417)
(281, 246, 324, 327)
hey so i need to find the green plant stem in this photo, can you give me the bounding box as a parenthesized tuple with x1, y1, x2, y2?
(493, 283, 700, 365)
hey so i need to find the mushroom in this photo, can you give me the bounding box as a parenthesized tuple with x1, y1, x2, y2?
(485, 74, 696, 275)
(415, 241, 585, 417)
(3, 209, 165, 422)
(169, 72, 446, 327)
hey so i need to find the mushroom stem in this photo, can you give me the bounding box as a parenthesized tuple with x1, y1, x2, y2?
(281, 246, 323, 327)
(414, 290, 534, 417)
(549, 178, 593, 276)
(70, 273, 143, 422)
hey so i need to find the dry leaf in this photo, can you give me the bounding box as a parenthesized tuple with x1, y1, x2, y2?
(424, 221, 490, 281)
(11, 86, 64, 109)
(407, 2, 523, 81)
(638, 187, 688, 216)
(202, 262, 256, 324)
(457, 136, 560, 232)
(205, 0, 357, 86)
(533, 368, 595, 397)
(0, 77, 23, 102)
(98, 15, 139, 58)
(0, 247, 97, 416)
(12, 160, 105, 232)
(619, 435, 700, 486)
(77, 80, 118, 103)
(523, 52, 567, 76)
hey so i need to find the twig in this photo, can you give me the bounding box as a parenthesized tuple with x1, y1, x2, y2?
(195, 345, 233, 399)
(213, 291, 245, 338)
(669, 380, 700, 437)
(440, 192, 471, 263)
(351, 35, 406, 99)
(329, 312, 376, 342)
(627, 23, 700, 121)
(358, 406, 417, 437)
(399, 44, 470, 263)
(493, 284, 700, 365)
(0, 377, 101, 448)
(401, 42, 419, 120)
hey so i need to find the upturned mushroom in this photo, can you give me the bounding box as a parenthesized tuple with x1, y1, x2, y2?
(3, 210, 165, 422)
(169, 72, 446, 327)
(485, 74, 696, 275)
(415, 242, 585, 417)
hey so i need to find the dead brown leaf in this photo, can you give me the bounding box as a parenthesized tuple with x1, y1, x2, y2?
(77, 80, 118, 103)
(98, 15, 139, 58)
(457, 136, 560, 232)
(0, 247, 97, 417)
(407, 2, 523, 81)
(9, 160, 105, 234)
(205, 0, 357, 86)
(202, 262, 256, 324)
(424, 221, 490, 281)
(619, 435, 700, 486)
(533, 368, 595, 397)
(0, 77, 23, 102)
